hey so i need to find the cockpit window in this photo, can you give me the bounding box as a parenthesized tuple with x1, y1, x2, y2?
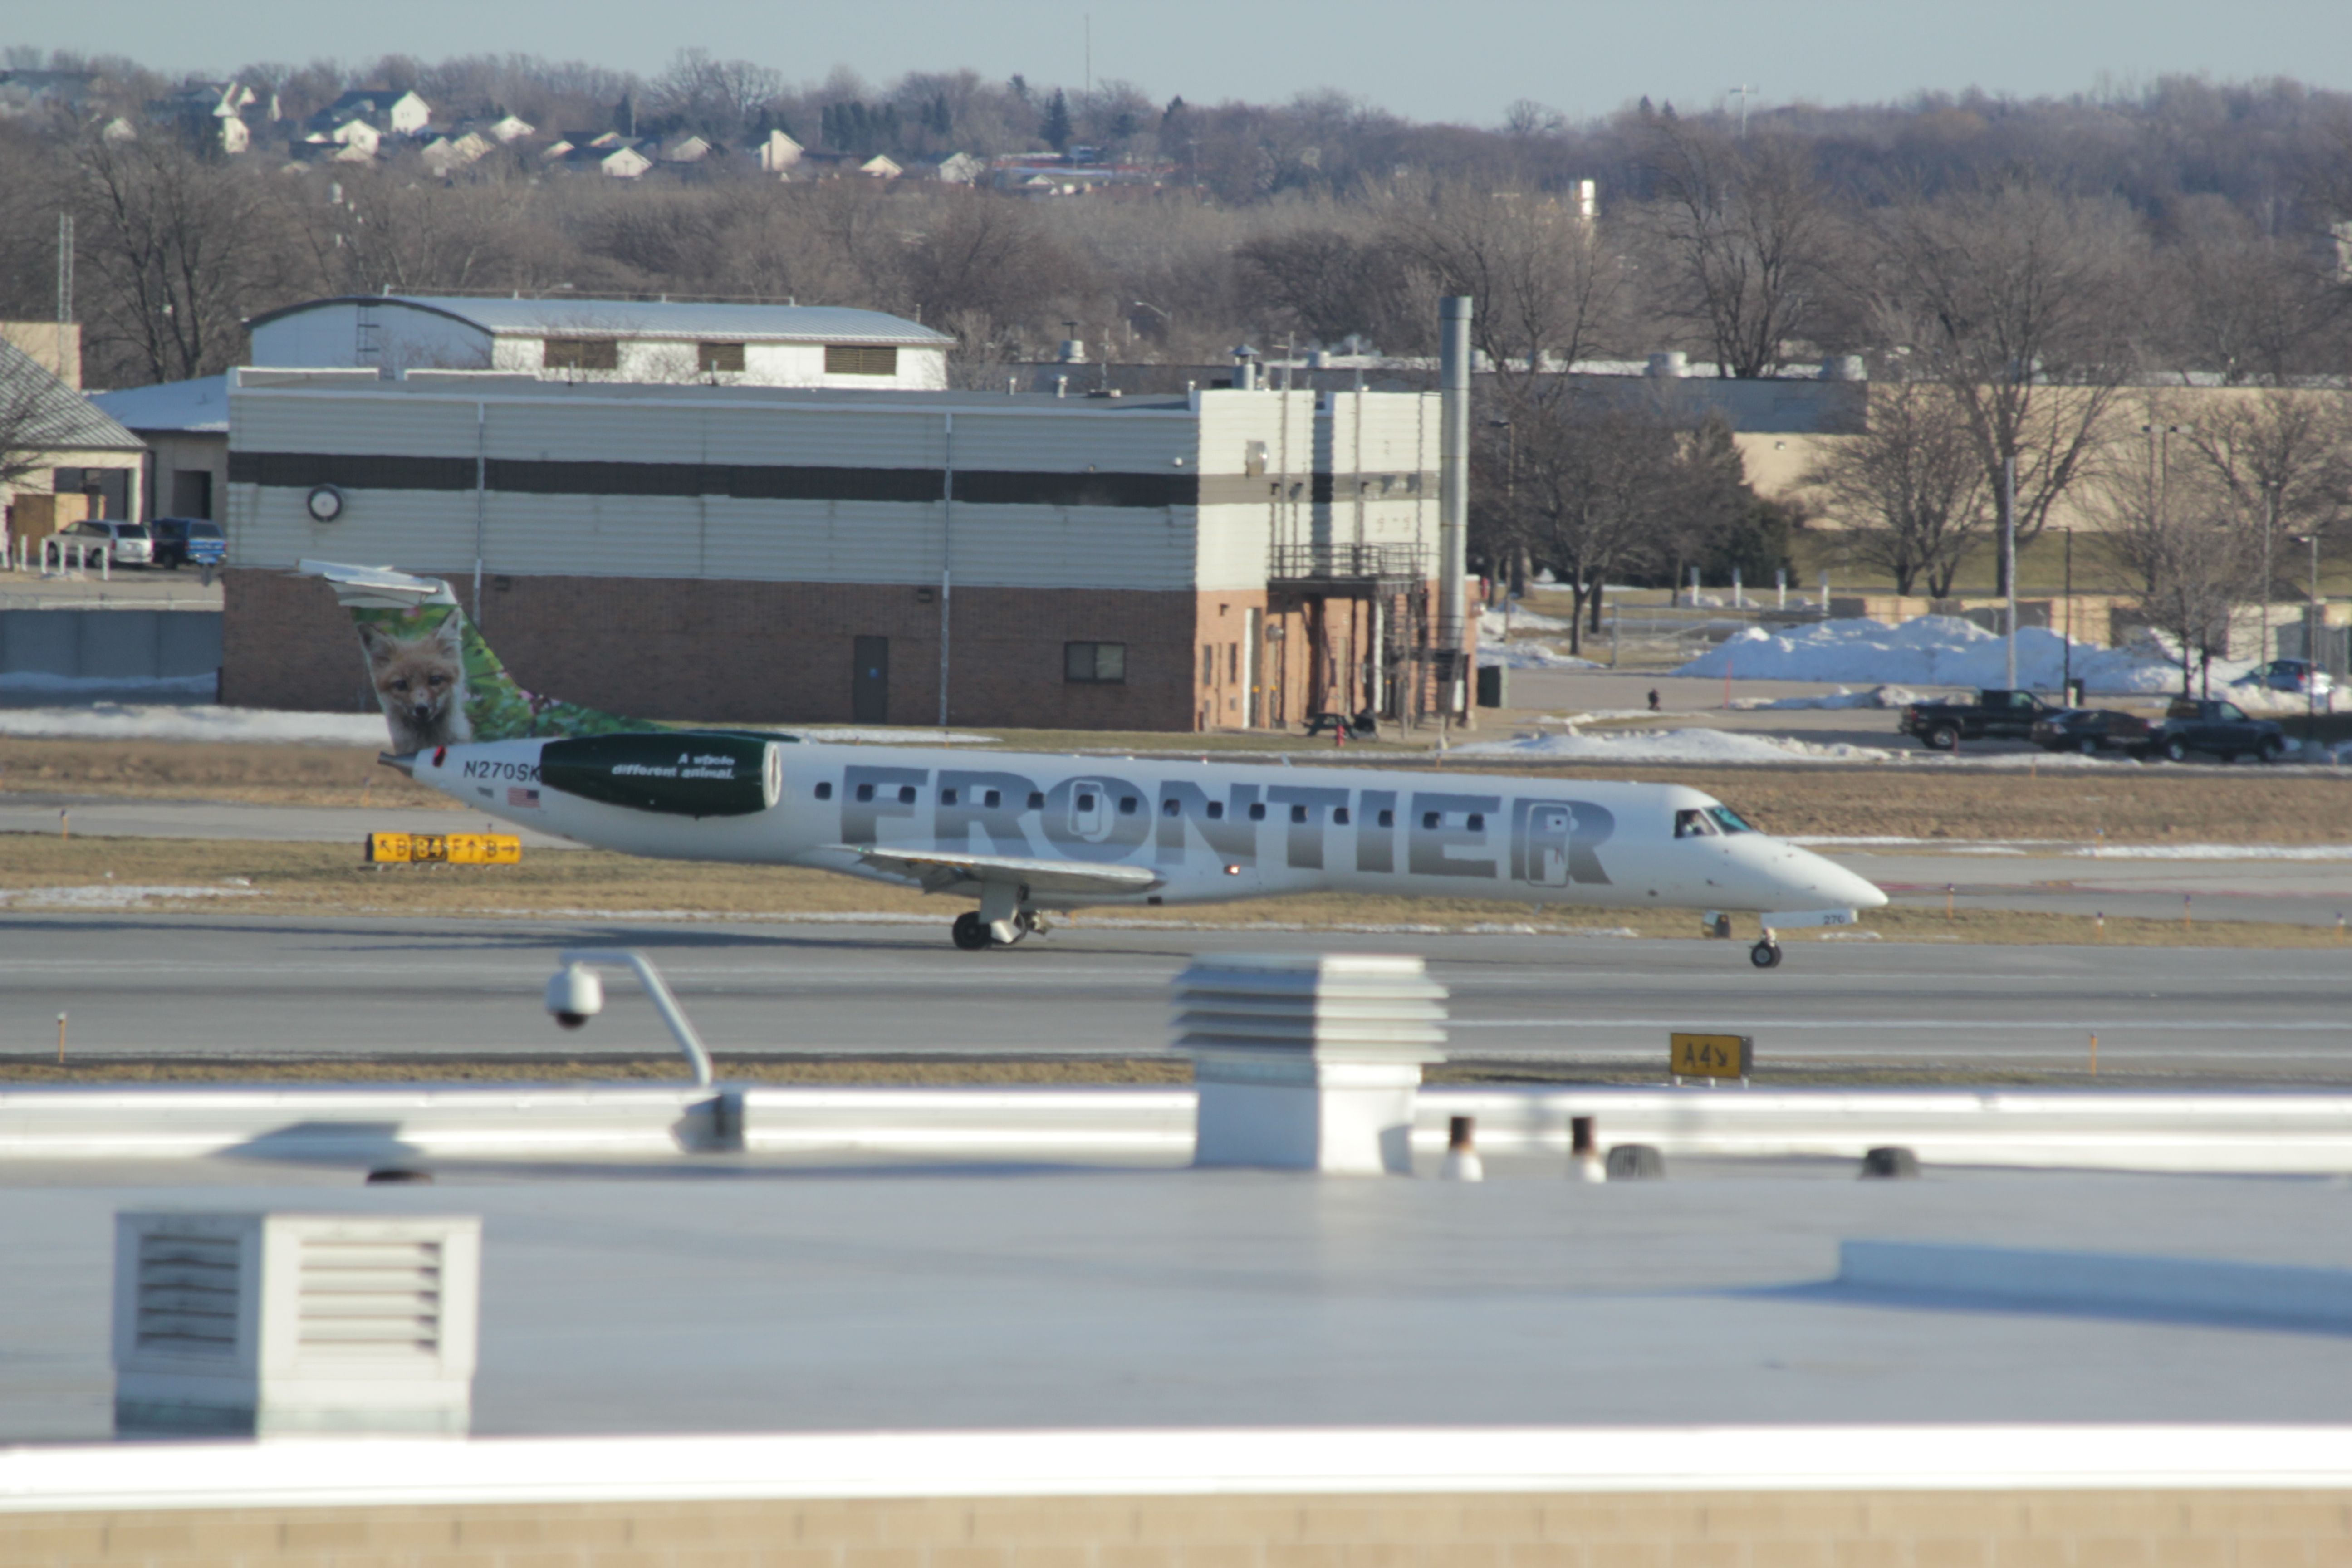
(1707, 805, 1758, 834)
(1673, 808, 1717, 838)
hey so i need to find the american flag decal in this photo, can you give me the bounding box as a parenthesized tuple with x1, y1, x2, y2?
(508, 786, 541, 808)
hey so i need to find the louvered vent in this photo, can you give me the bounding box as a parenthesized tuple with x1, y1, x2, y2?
(134, 1233, 240, 1356)
(296, 1238, 444, 1358)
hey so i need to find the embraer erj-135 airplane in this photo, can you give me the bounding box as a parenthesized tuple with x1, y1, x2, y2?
(310, 560, 1885, 968)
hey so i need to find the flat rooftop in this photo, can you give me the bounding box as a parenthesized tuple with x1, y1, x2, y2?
(6, 1161, 2349, 1442)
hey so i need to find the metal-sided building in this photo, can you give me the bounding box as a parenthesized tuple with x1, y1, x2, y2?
(220, 370, 1446, 731)
(245, 297, 954, 391)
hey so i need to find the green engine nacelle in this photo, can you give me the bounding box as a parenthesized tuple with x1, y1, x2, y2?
(539, 732, 784, 818)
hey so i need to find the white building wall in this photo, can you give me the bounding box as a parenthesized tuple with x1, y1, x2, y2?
(1192, 389, 1315, 593)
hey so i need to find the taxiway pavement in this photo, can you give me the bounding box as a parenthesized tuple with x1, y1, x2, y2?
(4, 914, 2349, 1079)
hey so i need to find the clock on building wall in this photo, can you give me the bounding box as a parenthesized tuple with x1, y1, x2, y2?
(305, 485, 345, 523)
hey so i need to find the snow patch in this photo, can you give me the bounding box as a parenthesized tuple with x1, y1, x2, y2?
(0, 884, 261, 908)
(1729, 685, 1922, 711)
(782, 727, 1000, 744)
(1478, 642, 1602, 671)
(0, 672, 216, 697)
(0, 705, 390, 745)
(1452, 727, 1896, 764)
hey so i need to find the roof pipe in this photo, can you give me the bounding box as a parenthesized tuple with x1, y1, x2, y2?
(1438, 296, 1472, 715)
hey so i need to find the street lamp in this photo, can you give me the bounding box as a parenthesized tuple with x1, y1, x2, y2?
(2262, 479, 2283, 666)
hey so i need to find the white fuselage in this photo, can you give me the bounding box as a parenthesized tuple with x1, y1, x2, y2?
(417, 738, 1887, 921)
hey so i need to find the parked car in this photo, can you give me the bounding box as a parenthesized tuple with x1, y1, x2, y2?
(2029, 707, 2154, 755)
(60, 518, 152, 565)
(2233, 659, 2334, 701)
(151, 517, 225, 571)
(1898, 689, 2064, 749)
(2147, 698, 2290, 763)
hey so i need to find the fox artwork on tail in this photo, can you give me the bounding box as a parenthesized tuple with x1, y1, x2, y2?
(341, 576, 640, 751)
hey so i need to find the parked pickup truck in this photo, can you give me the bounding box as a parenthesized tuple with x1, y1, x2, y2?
(1899, 689, 2064, 750)
(2145, 698, 2290, 764)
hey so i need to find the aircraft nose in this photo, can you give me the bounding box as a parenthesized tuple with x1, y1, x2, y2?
(1808, 846, 1889, 908)
(1770, 843, 1888, 909)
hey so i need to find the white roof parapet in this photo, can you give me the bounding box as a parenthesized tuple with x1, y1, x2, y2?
(6, 1426, 2352, 1512)
(244, 295, 954, 347)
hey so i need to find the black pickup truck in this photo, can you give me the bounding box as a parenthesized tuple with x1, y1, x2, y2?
(2145, 698, 2290, 763)
(1899, 689, 2063, 750)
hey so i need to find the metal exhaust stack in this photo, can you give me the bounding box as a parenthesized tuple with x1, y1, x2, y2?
(1439, 296, 1472, 720)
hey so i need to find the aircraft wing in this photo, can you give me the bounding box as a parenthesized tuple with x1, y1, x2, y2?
(832, 845, 1163, 897)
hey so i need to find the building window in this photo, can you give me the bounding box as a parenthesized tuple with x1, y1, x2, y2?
(698, 341, 746, 373)
(1202, 646, 1215, 684)
(1065, 642, 1126, 683)
(543, 338, 619, 371)
(825, 344, 898, 377)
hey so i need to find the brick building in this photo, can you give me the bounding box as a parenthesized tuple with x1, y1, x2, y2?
(220, 370, 1446, 731)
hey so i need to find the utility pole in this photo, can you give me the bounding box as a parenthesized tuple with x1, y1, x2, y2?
(2002, 454, 2017, 689)
(2062, 528, 2074, 703)
(1729, 85, 1757, 137)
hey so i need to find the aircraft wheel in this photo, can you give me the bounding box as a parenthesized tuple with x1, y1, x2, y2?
(1749, 939, 1783, 970)
(2078, 736, 2099, 756)
(951, 911, 992, 951)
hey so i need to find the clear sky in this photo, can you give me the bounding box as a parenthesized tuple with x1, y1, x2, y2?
(17, 0, 2351, 124)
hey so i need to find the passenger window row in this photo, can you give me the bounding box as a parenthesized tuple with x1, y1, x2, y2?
(810, 785, 1412, 833)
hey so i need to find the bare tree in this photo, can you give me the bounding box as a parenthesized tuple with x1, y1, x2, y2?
(68, 132, 306, 384)
(1393, 181, 1628, 391)
(1869, 181, 2146, 592)
(1512, 394, 1686, 652)
(2156, 206, 2349, 386)
(1633, 120, 1834, 377)
(1803, 382, 1991, 595)
(0, 338, 87, 495)
(2177, 390, 2352, 589)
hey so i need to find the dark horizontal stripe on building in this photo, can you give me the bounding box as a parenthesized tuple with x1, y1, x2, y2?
(231, 452, 1218, 510)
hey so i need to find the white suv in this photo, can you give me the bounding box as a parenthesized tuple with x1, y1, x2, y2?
(62, 519, 153, 565)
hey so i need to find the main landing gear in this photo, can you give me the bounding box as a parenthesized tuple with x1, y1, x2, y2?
(951, 909, 1045, 951)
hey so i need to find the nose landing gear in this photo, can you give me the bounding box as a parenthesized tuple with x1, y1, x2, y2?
(1749, 936, 1782, 969)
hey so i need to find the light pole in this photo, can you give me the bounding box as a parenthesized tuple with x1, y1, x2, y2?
(2141, 420, 2192, 696)
(2062, 527, 2074, 704)
(2294, 533, 2323, 721)
(1132, 298, 1171, 339)
(2262, 480, 2281, 666)
(1487, 416, 1515, 627)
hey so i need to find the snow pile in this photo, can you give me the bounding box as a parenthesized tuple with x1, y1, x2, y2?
(1729, 685, 1922, 711)
(1478, 642, 1602, 671)
(1478, 603, 1575, 636)
(1452, 727, 1895, 764)
(1675, 615, 2254, 693)
(0, 705, 390, 745)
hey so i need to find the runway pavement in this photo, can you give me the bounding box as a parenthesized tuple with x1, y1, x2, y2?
(4, 913, 2349, 1080)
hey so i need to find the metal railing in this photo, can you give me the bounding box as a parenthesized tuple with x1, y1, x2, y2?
(1267, 543, 1428, 585)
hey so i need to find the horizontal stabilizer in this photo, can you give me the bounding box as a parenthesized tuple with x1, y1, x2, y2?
(299, 559, 457, 608)
(835, 845, 1163, 898)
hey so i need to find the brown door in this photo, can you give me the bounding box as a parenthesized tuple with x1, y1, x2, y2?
(852, 636, 889, 724)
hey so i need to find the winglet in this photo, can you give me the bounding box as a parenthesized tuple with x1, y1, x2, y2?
(299, 559, 458, 609)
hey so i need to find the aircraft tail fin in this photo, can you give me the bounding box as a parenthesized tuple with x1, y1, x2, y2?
(301, 560, 649, 751)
